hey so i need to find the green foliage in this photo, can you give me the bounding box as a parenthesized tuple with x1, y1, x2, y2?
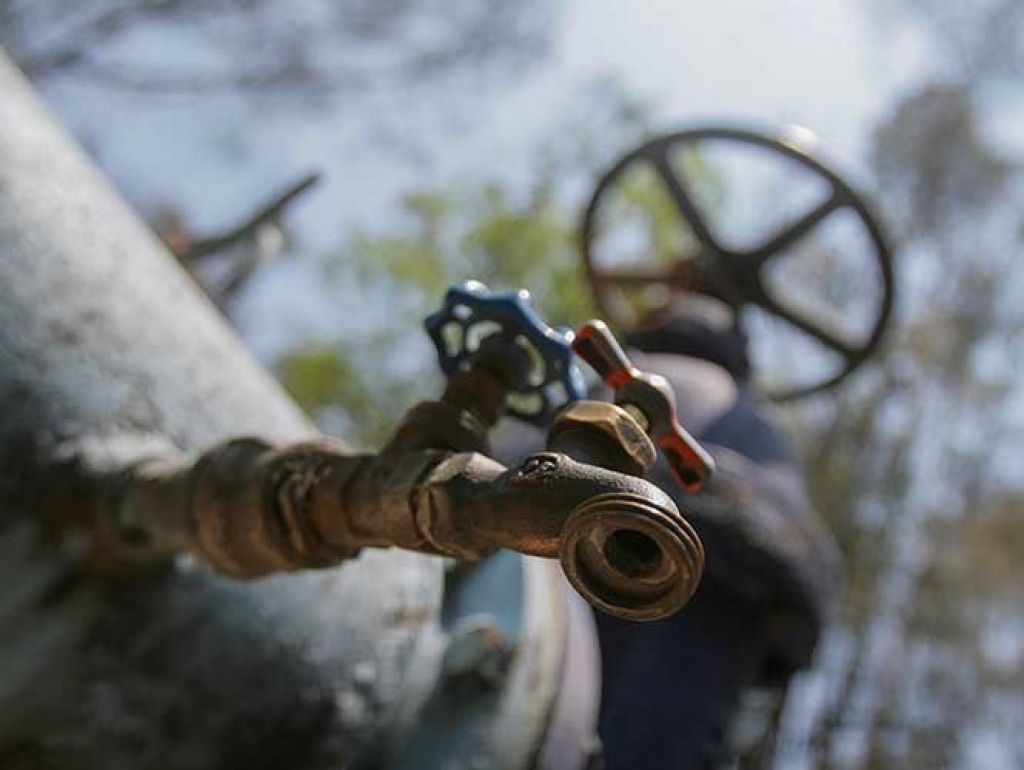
(277, 344, 356, 409)
(349, 181, 593, 324)
(282, 174, 599, 446)
(277, 88, 686, 444)
(276, 335, 425, 447)
(284, 157, 704, 445)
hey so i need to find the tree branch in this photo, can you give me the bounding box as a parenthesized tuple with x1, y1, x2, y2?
(179, 172, 321, 261)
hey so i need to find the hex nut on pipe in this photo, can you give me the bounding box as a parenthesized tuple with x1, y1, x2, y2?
(547, 401, 657, 478)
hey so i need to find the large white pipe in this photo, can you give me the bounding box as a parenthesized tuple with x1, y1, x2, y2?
(0, 50, 449, 765)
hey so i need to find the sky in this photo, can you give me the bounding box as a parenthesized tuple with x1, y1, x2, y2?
(36, 0, 936, 359)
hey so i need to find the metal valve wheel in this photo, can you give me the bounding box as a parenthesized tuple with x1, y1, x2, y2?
(425, 280, 586, 424)
(581, 125, 896, 401)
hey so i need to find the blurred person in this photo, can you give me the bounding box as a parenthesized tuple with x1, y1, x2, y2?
(498, 292, 840, 769)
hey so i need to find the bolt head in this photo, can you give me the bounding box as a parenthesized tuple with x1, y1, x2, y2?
(547, 401, 656, 476)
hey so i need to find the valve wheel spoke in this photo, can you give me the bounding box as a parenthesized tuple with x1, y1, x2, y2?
(648, 146, 721, 253)
(591, 261, 698, 289)
(754, 290, 856, 358)
(747, 190, 847, 265)
(591, 266, 672, 286)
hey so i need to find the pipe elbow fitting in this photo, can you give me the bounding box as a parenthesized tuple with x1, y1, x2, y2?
(416, 451, 704, 620)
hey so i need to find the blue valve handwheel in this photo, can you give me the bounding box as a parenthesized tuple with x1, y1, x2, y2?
(424, 281, 585, 425)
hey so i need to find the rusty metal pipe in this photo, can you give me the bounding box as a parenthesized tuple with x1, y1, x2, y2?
(414, 449, 704, 620)
(39, 430, 703, 620)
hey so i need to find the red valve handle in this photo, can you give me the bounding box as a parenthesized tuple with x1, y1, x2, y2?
(572, 319, 636, 389)
(573, 320, 715, 492)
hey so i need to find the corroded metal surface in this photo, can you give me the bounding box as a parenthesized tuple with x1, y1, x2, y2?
(546, 400, 657, 478)
(27, 295, 708, 622)
(37, 429, 704, 621)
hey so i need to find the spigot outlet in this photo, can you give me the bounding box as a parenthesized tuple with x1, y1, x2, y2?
(559, 492, 704, 620)
(414, 449, 704, 619)
(543, 400, 704, 619)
